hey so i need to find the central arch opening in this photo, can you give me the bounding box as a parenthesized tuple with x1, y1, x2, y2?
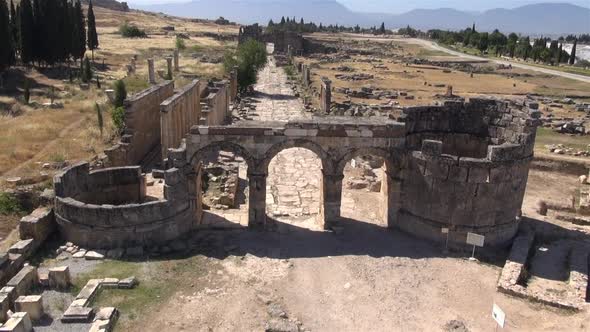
(266, 147, 323, 230)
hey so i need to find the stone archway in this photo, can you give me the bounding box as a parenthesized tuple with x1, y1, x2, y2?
(336, 147, 402, 228)
(189, 141, 257, 227)
(261, 139, 334, 229)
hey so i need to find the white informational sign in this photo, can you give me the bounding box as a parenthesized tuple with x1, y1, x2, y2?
(441, 228, 449, 234)
(466, 232, 485, 247)
(492, 303, 506, 328)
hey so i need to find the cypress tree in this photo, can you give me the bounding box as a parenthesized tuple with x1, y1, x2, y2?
(87, 0, 99, 61)
(19, 0, 34, 65)
(9, 0, 17, 49)
(557, 43, 562, 64)
(0, 0, 14, 73)
(82, 56, 92, 82)
(569, 39, 577, 65)
(73, 0, 86, 61)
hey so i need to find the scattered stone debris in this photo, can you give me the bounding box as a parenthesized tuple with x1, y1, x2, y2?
(335, 73, 374, 81)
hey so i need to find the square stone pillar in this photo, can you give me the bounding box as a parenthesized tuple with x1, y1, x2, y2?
(320, 172, 343, 230)
(320, 77, 332, 113)
(147, 58, 155, 84)
(384, 169, 402, 228)
(173, 50, 179, 71)
(15, 295, 44, 322)
(165, 57, 173, 79)
(248, 173, 267, 229)
(230, 66, 238, 102)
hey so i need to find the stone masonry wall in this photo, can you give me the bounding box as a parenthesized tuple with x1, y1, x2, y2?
(160, 80, 201, 161)
(201, 82, 230, 126)
(105, 81, 175, 167)
(54, 163, 193, 249)
(396, 99, 540, 247)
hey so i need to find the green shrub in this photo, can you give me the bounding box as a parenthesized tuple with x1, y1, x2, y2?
(0, 193, 22, 215)
(112, 106, 125, 133)
(223, 39, 267, 90)
(113, 80, 127, 108)
(175, 37, 186, 50)
(119, 22, 147, 38)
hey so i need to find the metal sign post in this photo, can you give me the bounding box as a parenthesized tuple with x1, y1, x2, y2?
(466, 232, 485, 261)
(441, 228, 449, 252)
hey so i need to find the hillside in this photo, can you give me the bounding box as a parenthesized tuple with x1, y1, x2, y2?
(135, 1, 590, 35)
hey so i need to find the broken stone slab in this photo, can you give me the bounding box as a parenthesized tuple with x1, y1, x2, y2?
(76, 279, 102, 303)
(18, 207, 55, 243)
(61, 305, 94, 323)
(0, 287, 16, 304)
(118, 276, 138, 289)
(8, 240, 35, 257)
(48, 266, 71, 290)
(85, 251, 105, 260)
(101, 278, 119, 289)
(72, 250, 87, 258)
(15, 295, 43, 322)
(95, 307, 118, 321)
(0, 312, 32, 332)
(7, 266, 38, 297)
(265, 317, 300, 332)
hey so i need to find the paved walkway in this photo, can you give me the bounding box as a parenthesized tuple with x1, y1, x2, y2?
(204, 44, 384, 229)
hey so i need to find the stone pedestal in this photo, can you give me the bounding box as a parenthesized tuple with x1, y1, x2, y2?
(248, 173, 267, 228)
(130, 57, 136, 73)
(15, 295, 44, 322)
(321, 172, 343, 229)
(48, 266, 71, 290)
(147, 59, 155, 84)
(173, 50, 179, 71)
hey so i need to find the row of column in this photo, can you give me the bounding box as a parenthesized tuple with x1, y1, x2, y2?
(147, 50, 180, 84)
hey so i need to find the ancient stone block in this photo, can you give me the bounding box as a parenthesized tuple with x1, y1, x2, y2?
(0, 312, 32, 332)
(18, 207, 55, 243)
(48, 266, 70, 290)
(15, 295, 43, 322)
(421, 140, 442, 156)
(7, 266, 38, 297)
(0, 294, 9, 323)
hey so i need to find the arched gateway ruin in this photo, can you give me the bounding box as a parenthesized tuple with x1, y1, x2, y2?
(53, 97, 541, 250)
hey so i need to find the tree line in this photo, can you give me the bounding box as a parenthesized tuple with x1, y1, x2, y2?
(405, 24, 579, 65)
(0, 0, 99, 74)
(267, 16, 389, 35)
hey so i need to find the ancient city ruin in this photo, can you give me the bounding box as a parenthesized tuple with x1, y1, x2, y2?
(1, 3, 589, 331)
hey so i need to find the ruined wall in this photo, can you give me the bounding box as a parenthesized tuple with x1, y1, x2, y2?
(395, 99, 540, 247)
(53, 163, 193, 249)
(160, 80, 201, 161)
(104, 81, 175, 167)
(201, 82, 230, 126)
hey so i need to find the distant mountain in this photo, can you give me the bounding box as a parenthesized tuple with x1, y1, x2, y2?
(134, 1, 590, 35)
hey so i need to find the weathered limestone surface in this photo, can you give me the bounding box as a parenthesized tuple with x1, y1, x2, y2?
(104, 81, 175, 167)
(160, 80, 201, 160)
(48, 266, 70, 290)
(54, 163, 192, 249)
(18, 207, 55, 243)
(182, 99, 539, 248)
(7, 266, 37, 298)
(0, 312, 32, 332)
(201, 82, 230, 126)
(15, 296, 43, 321)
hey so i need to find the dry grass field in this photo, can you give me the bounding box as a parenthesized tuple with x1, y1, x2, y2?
(0, 6, 238, 187)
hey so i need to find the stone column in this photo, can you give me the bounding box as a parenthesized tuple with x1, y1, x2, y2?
(320, 77, 332, 112)
(147, 58, 155, 84)
(303, 66, 311, 87)
(165, 57, 173, 79)
(248, 172, 267, 229)
(446, 85, 453, 97)
(230, 66, 238, 102)
(320, 172, 343, 230)
(130, 57, 136, 73)
(173, 50, 179, 71)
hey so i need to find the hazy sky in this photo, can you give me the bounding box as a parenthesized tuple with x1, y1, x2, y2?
(127, 0, 590, 13)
